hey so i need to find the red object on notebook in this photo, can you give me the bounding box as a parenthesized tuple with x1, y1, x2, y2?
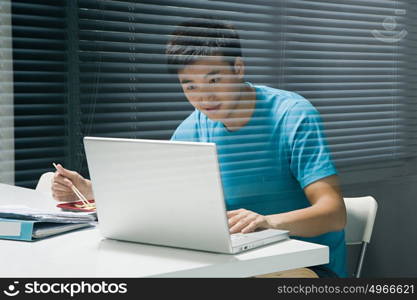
(56, 200, 96, 212)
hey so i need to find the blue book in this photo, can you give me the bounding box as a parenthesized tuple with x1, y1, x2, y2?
(0, 218, 92, 241)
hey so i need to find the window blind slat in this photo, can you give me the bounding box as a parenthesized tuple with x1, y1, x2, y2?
(12, 0, 67, 188)
(12, 1, 417, 189)
(77, 0, 417, 174)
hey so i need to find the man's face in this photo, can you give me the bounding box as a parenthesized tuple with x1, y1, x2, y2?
(177, 56, 245, 122)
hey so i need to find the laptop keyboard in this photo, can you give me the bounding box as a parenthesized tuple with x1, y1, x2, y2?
(231, 230, 271, 244)
(230, 233, 251, 244)
(230, 229, 289, 246)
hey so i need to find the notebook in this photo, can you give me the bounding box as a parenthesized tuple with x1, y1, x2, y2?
(84, 136, 289, 254)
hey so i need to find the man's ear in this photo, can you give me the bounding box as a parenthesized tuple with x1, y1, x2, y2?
(233, 57, 245, 79)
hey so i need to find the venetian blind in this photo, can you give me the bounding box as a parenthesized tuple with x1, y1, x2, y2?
(77, 0, 417, 175)
(12, 0, 68, 188)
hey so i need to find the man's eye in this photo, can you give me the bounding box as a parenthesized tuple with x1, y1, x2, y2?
(186, 85, 196, 91)
(210, 77, 221, 83)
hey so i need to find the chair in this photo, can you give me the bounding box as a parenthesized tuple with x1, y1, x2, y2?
(35, 172, 55, 194)
(344, 196, 378, 278)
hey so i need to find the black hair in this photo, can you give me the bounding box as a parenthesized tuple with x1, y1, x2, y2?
(166, 17, 242, 74)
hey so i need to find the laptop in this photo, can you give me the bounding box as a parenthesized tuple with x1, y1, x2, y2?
(84, 137, 289, 254)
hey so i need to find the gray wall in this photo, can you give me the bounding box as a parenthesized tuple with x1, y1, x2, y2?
(342, 175, 417, 277)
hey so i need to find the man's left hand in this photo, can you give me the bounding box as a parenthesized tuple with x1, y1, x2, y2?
(227, 209, 272, 234)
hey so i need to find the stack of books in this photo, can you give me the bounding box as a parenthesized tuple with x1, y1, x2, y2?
(0, 205, 97, 241)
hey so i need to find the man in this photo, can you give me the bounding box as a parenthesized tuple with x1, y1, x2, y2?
(52, 18, 347, 277)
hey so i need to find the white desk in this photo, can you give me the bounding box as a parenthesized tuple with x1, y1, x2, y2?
(0, 183, 328, 277)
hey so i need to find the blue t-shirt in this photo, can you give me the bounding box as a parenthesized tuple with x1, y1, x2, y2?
(171, 83, 347, 277)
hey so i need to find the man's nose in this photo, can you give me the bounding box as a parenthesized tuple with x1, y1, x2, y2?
(199, 86, 216, 101)
(199, 94, 217, 105)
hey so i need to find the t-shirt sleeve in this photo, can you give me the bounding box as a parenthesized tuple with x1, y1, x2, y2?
(286, 101, 338, 189)
(170, 111, 199, 142)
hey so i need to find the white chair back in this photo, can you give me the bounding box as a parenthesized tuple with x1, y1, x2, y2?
(35, 171, 55, 194)
(344, 196, 378, 277)
(344, 196, 378, 245)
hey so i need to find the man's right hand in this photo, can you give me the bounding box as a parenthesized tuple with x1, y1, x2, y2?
(51, 164, 94, 202)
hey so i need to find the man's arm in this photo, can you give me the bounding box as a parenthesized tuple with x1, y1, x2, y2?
(228, 175, 346, 237)
(266, 174, 346, 237)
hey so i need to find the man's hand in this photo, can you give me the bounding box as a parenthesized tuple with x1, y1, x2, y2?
(51, 164, 93, 202)
(227, 208, 272, 234)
